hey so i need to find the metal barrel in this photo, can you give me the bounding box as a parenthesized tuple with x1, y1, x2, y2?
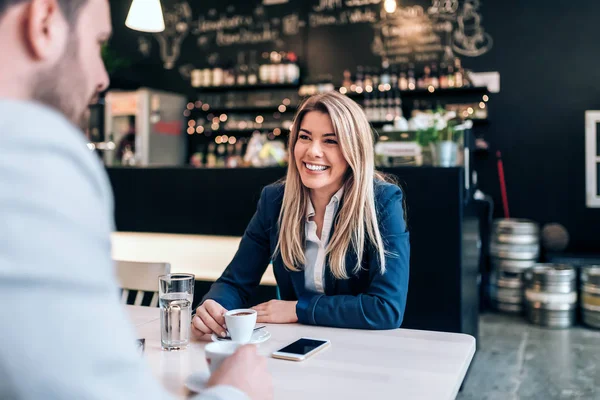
(489, 269, 524, 313)
(581, 266, 600, 329)
(490, 219, 540, 313)
(524, 264, 577, 328)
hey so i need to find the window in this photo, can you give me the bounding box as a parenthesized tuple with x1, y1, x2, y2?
(585, 111, 600, 207)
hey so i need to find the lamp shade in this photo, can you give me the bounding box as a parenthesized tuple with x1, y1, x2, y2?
(125, 0, 165, 33)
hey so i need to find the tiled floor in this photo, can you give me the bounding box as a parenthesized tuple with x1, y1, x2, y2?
(457, 313, 600, 400)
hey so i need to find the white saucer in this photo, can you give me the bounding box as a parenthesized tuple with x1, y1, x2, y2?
(211, 329, 271, 344)
(185, 370, 210, 393)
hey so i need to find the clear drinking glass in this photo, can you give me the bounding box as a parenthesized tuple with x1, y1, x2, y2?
(159, 273, 195, 350)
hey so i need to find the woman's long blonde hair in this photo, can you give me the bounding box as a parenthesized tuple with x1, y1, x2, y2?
(276, 91, 389, 279)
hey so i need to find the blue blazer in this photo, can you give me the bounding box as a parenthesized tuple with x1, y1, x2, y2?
(202, 179, 410, 330)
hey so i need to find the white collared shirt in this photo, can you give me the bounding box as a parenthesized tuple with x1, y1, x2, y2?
(304, 187, 344, 294)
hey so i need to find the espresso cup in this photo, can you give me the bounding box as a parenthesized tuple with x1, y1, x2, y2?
(204, 341, 239, 374)
(224, 309, 257, 343)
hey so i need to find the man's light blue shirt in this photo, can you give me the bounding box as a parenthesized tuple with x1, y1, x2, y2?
(0, 99, 247, 400)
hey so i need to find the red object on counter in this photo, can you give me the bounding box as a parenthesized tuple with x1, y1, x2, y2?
(496, 151, 510, 219)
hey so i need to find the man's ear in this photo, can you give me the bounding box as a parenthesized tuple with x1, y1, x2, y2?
(24, 0, 68, 62)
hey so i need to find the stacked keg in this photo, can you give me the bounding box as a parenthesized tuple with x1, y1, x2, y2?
(524, 264, 577, 328)
(581, 266, 600, 329)
(489, 219, 540, 313)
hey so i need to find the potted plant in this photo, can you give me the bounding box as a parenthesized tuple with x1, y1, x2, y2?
(413, 109, 466, 167)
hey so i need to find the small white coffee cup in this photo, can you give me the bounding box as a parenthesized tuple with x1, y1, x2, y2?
(204, 341, 239, 374)
(224, 309, 257, 343)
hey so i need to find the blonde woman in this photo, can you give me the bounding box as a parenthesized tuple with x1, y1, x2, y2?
(193, 91, 409, 335)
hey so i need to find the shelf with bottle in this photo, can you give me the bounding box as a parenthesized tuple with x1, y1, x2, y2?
(197, 105, 298, 114)
(191, 50, 301, 91)
(187, 91, 299, 117)
(185, 112, 293, 134)
(342, 86, 489, 98)
(339, 50, 480, 96)
(361, 93, 489, 132)
(370, 118, 488, 127)
(189, 131, 288, 169)
(191, 127, 289, 135)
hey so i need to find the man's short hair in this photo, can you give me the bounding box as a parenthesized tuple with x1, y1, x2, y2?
(0, 0, 88, 26)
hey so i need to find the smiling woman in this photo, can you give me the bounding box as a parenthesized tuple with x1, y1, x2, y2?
(193, 91, 410, 335)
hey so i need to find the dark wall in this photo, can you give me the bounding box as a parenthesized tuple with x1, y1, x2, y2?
(464, 1, 600, 252)
(106, 0, 600, 252)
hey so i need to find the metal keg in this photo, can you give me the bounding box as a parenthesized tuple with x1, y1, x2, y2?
(581, 266, 600, 329)
(489, 219, 540, 313)
(491, 219, 540, 260)
(492, 258, 538, 271)
(489, 269, 524, 313)
(524, 264, 577, 328)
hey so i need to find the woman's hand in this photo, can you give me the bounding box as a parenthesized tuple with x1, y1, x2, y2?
(192, 299, 228, 338)
(251, 300, 299, 324)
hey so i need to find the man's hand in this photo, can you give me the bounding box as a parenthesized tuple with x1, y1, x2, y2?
(192, 299, 228, 338)
(251, 300, 298, 324)
(207, 345, 273, 400)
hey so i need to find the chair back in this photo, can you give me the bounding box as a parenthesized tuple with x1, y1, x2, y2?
(115, 260, 170, 307)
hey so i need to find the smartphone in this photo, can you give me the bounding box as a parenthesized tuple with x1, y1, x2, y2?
(272, 337, 330, 361)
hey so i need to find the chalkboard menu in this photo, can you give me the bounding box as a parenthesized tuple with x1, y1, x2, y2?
(127, 0, 307, 91)
(306, 0, 493, 82)
(114, 0, 493, 91)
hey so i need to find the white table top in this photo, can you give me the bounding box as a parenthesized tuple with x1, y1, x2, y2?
(112, 232, 276, 286)
(126, 306, 475, 400)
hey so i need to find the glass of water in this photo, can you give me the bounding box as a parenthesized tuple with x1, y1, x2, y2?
(159, 273, 195, 351)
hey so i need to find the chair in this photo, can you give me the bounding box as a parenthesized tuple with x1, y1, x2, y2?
(114, 260, 171, 307)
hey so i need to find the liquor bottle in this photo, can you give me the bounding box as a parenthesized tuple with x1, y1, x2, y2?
(259, 52, 270, 84)
(286, 52, 300, 85)
(399, 65, 408, 91)
(277, 51, 287, 84)
(381, 64, 391, 86)
(342, 69, 353, 89)
(386, 90, 394, 121)
(211, 67, 223, 87)
(201, 68, 212, 87)
(355, 66, 364, 90)
(390, 65, 399, 89)
(454, 58, 464, 88)
(236, 52, 247, 86)
(216, 143, 226, 167)
(447, 63, 456, 88)
(224, 62, 236, 86)
(407, 64, 416, 90)
(372, 68, 380, 88)
(393, 90, 403, 120)
(247, 51, 258, 85)
(377, 91, 386, 121)
(206, 143, 217, 167)
(441, 47, 455, 88)
(439, 62, 449, 88)
(364, 67, 373, 89)
(430, 63, 440, 89)
(418, 65, 430, 89)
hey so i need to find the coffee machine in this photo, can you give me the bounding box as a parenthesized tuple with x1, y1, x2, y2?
(97, 88, 187, 167)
